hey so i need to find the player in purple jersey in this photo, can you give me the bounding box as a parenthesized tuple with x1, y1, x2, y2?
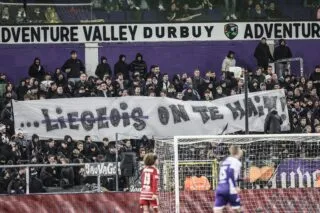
(214, 145, 243, 213)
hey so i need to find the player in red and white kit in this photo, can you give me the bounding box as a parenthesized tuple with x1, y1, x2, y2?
(140, 153, 160, 213)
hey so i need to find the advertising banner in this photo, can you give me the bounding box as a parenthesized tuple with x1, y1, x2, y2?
(1, 22, 319, 44)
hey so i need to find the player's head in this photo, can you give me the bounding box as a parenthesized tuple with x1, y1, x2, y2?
(143, 153, 158, 166)
(229, 145, 243, 159)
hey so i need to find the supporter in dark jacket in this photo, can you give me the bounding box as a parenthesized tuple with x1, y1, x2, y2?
(52, 68, 63, 82)
(95, 56, 112, 79)
(28, 57, 45, 80)
(16, 80, 28, 100)
(74, 86, 90, 97)
(3, 83, 17, 101)
(99, 138, 110, 156)
(249, 3, 267, 20)
(266, 2, 282, 20)
(60, 158, 74, 189)
(252, 68, 265, 84)
(114, 73, 130, 94)
(40, 155, 59, 187)
(172, 74, 184, 92)
(309, 65, 320, 94)
(55, 73, 67, 87)
(30, 174, 46, 193)
(75, 73, 90, 91)
(46, 82, 57, 99)
(97, 81, 110, 97)
(31, 134, 44, 162)
(7, 170, 26, 194)
(130, 53, 147, 79)
(57, 141, 71, 159)
(291, 116, 303, 133)
(114, 54, 130, 80)
(75, 141, 86, 158)
(182, 85, 200, 101)
(214, 86, 226, 99)
(191, 69, 204, 91)
(250, 79, 260, 92)
(254, 38, 274, 70)
(264, 109, 283, 133)
(0, 138, 13, 162)
(149, 65, 162, 80)
(43, 139, 57, 156)
(157, 73, 171, 94)
(105, 141, 119, 162)
(51, 86, 69, 99)
(64, 135, 75, 153)
(61, 50, 85, 79)
(15, 130, 32, 162)
(85, 143, 100, 162)
(273, 39, 292, 61)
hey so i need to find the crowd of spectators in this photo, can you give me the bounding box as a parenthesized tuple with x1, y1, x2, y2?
(0, 129, 154, 193)
(1, 0, 319, 24)
(0, 4, 61, 24)
(0, 39, 320, 134)
(0, 38, 320, 194)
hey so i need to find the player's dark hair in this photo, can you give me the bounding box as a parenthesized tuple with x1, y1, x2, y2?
(144, 153, 157, 166)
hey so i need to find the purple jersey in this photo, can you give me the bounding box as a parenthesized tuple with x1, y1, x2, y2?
(214, 156, 242, 209)
(216, 156, 241, 194)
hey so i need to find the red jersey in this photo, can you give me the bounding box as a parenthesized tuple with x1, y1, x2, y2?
(140, 166, 159, 200)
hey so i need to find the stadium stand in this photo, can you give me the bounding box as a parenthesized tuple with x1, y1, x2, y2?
(0, 47, 319, 194)
(1, 1, 320, 213)
(1, 0, 320, 24)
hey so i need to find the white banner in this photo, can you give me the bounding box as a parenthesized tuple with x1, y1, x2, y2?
(1, 22, 319, 44)
(84, 162, 120, 176)
(12, 90, 290, 141)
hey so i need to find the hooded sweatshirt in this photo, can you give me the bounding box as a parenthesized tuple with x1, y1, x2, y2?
(273, 39, 292, 61)
(95, 56, 112, 79)
(28, 58, 45, 80)
(114, 54, 130, 80)
(130, 53, 147, 79)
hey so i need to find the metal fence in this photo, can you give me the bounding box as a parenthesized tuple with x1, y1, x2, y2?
(0, 162, 119, 195)
(273, 57, 304, 77)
